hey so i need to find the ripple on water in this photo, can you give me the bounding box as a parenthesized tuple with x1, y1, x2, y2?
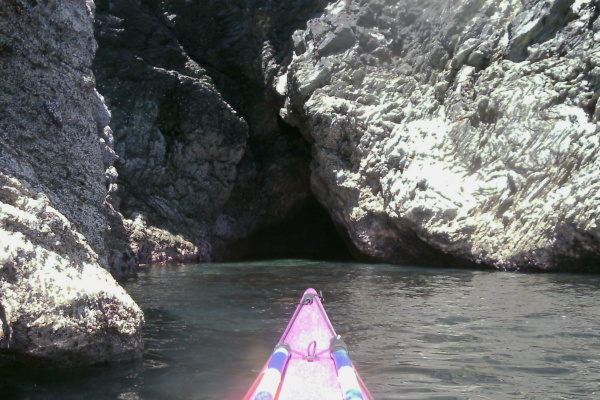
(0, 261, 599, 400)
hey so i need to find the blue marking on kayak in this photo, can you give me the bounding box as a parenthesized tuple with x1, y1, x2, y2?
(268, 349, 288, 372)
(332, 349, 353, 369)
(345, 388, 365, 400)
(254, 391, 273, 400)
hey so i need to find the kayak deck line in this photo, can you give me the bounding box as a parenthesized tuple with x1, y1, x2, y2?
(243, 288, 373, 400)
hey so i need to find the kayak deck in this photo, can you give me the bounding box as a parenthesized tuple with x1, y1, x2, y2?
(243, 288, 373, 400)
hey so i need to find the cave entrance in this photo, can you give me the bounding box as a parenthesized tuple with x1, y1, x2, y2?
(227, 197, 356, 262)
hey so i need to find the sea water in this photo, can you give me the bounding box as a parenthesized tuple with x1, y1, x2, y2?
(1, 260, 599, 399)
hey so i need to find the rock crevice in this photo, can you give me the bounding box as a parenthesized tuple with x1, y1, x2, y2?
(92, 0, 337, 262)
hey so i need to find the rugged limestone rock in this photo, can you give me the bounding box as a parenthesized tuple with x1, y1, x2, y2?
(0, 0, 143, 365)
(0, 174, 143, 366)
(0, 0, 138, 278)
(92, 0, 600, 270)
(282, 0, 600, 271)
(93, 0, 334, 262)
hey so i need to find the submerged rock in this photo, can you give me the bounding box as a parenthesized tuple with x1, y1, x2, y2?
(282, 0, 600, 271)
(0, 0, 143, 365)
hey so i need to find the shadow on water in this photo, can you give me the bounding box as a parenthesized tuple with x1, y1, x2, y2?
(1, 261, 599, 400)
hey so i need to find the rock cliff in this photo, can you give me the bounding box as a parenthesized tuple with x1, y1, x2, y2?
(281, 0, 600, 271)
(93, 0, 334, 262)
(0, 0, 143, 365)
(1, 0, 599, 368)
(92, 0, 600, 271)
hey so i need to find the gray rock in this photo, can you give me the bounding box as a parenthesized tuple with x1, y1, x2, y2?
(0, 173, 143, 366)
(282, 0, 600, 271)
(7, 0, 599, 289)
(93, 0, 330, 261)
(0, 0, 143, 365)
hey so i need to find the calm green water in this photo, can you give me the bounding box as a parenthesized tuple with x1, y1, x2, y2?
(1, 260, 599, 399)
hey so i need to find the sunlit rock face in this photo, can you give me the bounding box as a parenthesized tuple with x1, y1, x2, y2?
(0, 1, 143, 365)
(93, 0, 329, 261)
(282, 0, 600, 271)
(0, 174, 143, 366)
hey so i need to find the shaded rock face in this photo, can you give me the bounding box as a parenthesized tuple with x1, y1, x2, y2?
(0, 0, 143, 365)
(227, 198, 356, 261)
(282, 0, 600, 271)
(93, 0, 337, 261)
(0, 0, 136, 279)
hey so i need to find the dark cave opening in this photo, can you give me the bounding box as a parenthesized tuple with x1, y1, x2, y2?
(226, 197, 357, 262)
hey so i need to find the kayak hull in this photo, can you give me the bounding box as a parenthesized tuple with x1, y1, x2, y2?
(243, 288, 372, 400)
